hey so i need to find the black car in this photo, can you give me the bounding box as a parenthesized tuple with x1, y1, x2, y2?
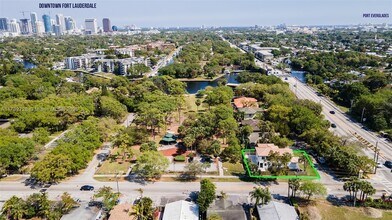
(331, 123, 337, 128)
(384, 161, 392, 169)
(329, 111, 335, 114)
(80, 185, 94, 191)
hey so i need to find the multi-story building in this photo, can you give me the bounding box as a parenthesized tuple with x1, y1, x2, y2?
(65, 57, 89, 70)
(52, 24, 61, 36)
(102, 18, 111, 32)
(85, 19, 97, 35)
(19, 19, 31, 34)
(42, 14, 52, 33)
(8, 19, 20, 34)
(55, 14, 65, 34)
(36, 21, 45, 34)
(65, 16, 76, 31)
(0, 18, 8, 31)
(30, 12, 38, 33)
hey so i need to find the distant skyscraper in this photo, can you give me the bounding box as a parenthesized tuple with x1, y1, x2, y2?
(0, 18, 9, 31)
(36, 21, 44, 34)
(56, 14, 65, 34)
(52, 24, 61, 36)
(65, 16, 76, 31)
(19, 19, 32, 34)
(30, 12, 38, 33)
(102, 18, 111, 32)
(8, 19, 20, 34)
(42, 14, 52, 33)
(85, 19, 97, 34)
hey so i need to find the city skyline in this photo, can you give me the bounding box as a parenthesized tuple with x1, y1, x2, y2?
(0, 0, 391, 28)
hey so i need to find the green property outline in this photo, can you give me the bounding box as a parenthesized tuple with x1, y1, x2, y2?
(241, 149, 320, 180)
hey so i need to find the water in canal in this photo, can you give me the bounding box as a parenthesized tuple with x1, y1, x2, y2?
(185, 73, 239, 94)
(291, 71, 306, 83)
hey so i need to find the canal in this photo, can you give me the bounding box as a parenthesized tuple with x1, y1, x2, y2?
(185, 73, 239, 94)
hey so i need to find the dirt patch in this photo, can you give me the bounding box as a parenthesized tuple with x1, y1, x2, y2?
(306, 206, 322, 220)
(363, 207, 382, 219)
(159, 147, 191, 157)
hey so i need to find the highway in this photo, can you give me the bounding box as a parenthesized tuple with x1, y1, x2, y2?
(284, 76, 392, 161)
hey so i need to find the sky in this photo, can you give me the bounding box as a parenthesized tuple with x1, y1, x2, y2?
(0, 0, 391, 27)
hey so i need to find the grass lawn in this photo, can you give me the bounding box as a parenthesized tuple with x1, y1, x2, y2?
(222, 162, 245, 176)
(94, 176, 127, 182)
(299, 200, 392, 220)
(185, 94, 207, 113)
(95, 160, 131, 174)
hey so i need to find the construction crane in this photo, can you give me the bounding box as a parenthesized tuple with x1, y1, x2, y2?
(20, 11, 31, 18)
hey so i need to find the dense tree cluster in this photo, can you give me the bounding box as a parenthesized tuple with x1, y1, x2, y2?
(0, 129, 35, 176)
(31, 117, 103, 183)
(0, 192, 78, 220)
(159, 40, 260, 78)
(179, 86, 243, 162)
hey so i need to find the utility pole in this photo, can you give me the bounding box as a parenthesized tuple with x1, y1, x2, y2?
(115, 172, 120, 194)
(374, 142, 379, 174)
(360, 107, 366, 123)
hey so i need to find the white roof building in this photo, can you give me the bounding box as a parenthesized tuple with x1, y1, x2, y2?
(162, 200, 199, 220)
(256, 201, 299, 220)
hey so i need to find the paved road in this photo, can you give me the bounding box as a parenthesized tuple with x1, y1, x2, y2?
(147, 46, 182, 77)
(285, 76, 392, 161)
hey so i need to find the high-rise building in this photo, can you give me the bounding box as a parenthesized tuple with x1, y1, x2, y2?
(19, 19, 32, 34)
(65, 16, 76, 31)
(85, 19, 97, 35)
(36, 21, 45, 34)
(30, 12, 38, 33)
(42, 14, 52, 33)
(102, 18, 111, 32)
(0, 18, 9, 31)
(55, 14, 65, 34)
(52, 24, 61, 36)
(8, 19, 20, 34)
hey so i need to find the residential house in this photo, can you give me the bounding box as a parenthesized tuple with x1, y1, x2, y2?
(108, 203, 133, 220)
(241, 119, 261, 146)
(233, 97, 263, 120)
(162, 200, 199, 220)
(248, 143, 299, 171)
(256, 201, 299, 220)
(207, 198, 247, 220)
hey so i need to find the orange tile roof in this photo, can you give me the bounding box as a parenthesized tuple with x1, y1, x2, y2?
(233, 97, 258, 108)
(255, 143, 293, 157)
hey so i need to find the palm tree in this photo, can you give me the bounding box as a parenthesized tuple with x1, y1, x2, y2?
(249, 187, 271, 207)
(298, 154, 307, 172)
(2, 196, 26, 220)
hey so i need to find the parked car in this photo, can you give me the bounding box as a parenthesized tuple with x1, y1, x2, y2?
(317, 157, 326, 164)
(376, 162, 383, 168)
(329, 110, 335, 114)
(80, 185, 94, 191)
(331, 123, 337, 128)
(284, 77, 288, 80)
(384, 161, 392, 169)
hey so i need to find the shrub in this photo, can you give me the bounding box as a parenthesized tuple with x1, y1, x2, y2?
(174, 155, 186, 162)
